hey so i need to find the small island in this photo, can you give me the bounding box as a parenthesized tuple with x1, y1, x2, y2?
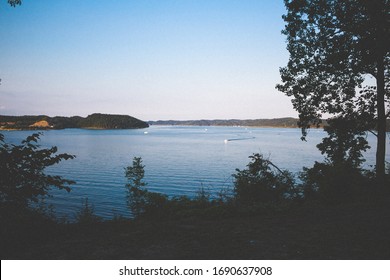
(0, 113, 149, 130)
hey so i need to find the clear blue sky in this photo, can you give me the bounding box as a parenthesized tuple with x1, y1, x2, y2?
(0, 0, 296, 120)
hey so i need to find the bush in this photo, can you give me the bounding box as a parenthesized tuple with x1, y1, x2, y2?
(124, 157, 235, 219)
(233, 153, 297, 206)
(74, 198, 102, 224)
(300, 162, 369, 202)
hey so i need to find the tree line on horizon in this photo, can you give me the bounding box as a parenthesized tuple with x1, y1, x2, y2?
(149, 118, 302, 127)
(148, 118, 390, 130)
(3, 114, 389, 130)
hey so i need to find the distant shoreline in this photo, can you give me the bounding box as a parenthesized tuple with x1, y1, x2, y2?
(1, 114, 389, 131)
(0, 113, 149, 130)
(0, 115, 302, 130)
(148, 117, 302, 128)
(148, 123, 306, 128)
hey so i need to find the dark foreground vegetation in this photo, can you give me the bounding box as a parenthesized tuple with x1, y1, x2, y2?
(0, 127, 389, 259)
(0, 113, 149, 130)
(1, 192, 390, 259)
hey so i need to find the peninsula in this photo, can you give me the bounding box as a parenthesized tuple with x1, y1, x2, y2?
(0, 113, 149, 130)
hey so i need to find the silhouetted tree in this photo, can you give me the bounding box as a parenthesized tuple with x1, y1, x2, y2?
(124, 157, 169, 218)
(317, 117, 370, 168)
(8, 0, 21, 6)
(233, 153, 296, 205)
(277, 0, 390, 186)
(124, 157, 148, 217)
(0, 133, 75, 208)
(300, 117, 371, 201)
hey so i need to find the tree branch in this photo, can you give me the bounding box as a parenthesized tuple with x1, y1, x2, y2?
(265, 160, 285, 175)
(368, 130, 378, 137)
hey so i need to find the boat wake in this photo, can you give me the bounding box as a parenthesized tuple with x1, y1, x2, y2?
(224, 137, 255, 143)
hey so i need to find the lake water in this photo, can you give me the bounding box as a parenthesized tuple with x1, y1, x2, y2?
(2, 126, 388, 219)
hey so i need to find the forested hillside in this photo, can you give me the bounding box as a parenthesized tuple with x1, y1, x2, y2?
(148, 118, 300, 127)
(0, 113, 148, 130)
(149, 118, 390, 131)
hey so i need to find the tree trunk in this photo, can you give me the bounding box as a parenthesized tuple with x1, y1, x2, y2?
(376, 57, 386, 187)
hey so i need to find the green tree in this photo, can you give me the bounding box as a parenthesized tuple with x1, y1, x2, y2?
(277, 0, 390, 186)
(0, 133, 75, 208)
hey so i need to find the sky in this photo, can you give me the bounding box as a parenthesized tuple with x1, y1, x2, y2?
(0, 0, 297, 121)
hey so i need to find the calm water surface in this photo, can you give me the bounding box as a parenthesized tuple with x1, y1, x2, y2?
(2, 126, 388, 219)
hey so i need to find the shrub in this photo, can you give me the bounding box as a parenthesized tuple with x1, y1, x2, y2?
(300, 162, 368, 202)
(74, 198, 102, 224)
(233, 153, 296, 206)
(124, 157, 235, 219)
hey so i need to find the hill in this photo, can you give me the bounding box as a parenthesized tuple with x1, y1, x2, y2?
(78, 113, 149, 129)
(0, 113, 149, 130)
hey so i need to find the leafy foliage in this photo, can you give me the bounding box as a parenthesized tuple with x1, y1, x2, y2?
(300, 162, 369, 202)
(299, 117, 372, 201)
(276, 0, 390, 182)
(277, 0, 389, 131)
(233, 153, 297, 205)
(0, 133, 75, 208)
(317, 117, 370, 168)
(7, 0, 21, 7)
